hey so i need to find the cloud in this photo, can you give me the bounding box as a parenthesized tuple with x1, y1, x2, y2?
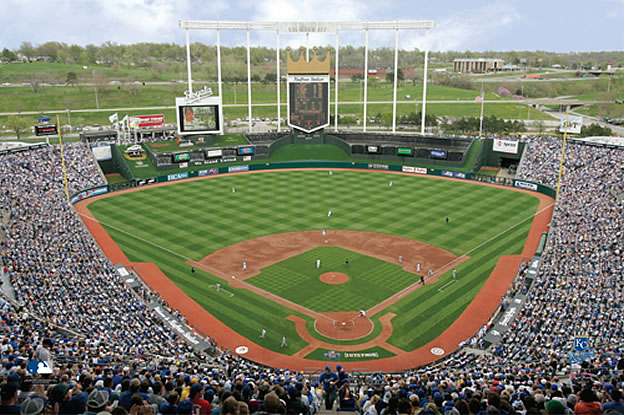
(405, 2, 523, 52)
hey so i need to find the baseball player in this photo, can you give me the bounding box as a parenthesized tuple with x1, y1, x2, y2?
(453, 269, 457, 279)
(416, 263, 421, 273)
(281, 336, 288, 348)
(420, 275, 425, 285)
(260, 329, 266, 339)
(389, 180, 393, 187)
(216, 283, 221, 293)
(328, 210, 332, 217)
(345, 259, 349, 267)
(428, 269, 433, 277)
(316, 259, 321, 269)
(232, 186, 236, 193)
(399, 255, 403, 264)
(446, 216, 449, 224)
(191, 267, 195, 277)
(322, 229, 326, 238)
(329, 170, 333, 176)
(359, 310, 367, 319)
(242, 261, 247, 271)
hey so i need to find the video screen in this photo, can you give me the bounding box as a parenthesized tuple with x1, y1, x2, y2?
(179, 105, 219, 133)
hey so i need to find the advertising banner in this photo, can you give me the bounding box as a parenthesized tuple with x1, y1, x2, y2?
(167, 172, 189, 181)
(397, 147, 413, 155)
(128, 114, 164, 129)
(91, 144, 112, 161)
(70, 186, 108, 204)
(402, 166, 427, 174)
(238, 146, 254, 155)
(430, 150, 447, 159)
(514, 180, 538, 191)
(493, 139, 519, 154)
(206, 149, 223, 158)
(174, 153, 190, 162)
(559, 116, 583, 134)
(441, 170, 467, 179)
(34, 124, 58, 136)
(136, 177, 157, 187)
(367, 163, 389, 170)
(367, 145, 379, 153)
(198, 168, 219, 176)
(228, 165, 249, 173)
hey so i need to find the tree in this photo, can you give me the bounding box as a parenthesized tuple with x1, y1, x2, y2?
(264, 72, 275, 83)
(7, 115, 29, 138)
(350, 73, 364, 82)
(18, 42, 35, 61)
(1, 48, 17, 62)
(385, 68, 404, 83)
(29, 73, 51, 93)
(66, 72, 78, 87)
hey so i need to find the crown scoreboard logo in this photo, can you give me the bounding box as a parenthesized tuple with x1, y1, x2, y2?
(286, 47, 331, 133)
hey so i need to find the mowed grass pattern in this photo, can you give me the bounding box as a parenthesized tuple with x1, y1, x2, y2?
(87, 170, 539, 354)
(248, 247, 420, 312)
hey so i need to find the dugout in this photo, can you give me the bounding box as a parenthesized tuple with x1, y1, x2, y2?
(475, 138, 526, 171)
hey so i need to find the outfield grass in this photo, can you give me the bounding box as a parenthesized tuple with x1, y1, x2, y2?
(88, 170, 539, 356)
(248, 247, 420, 312)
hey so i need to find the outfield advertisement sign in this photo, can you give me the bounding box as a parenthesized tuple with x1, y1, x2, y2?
(368, 163, 389, 170)
(441, 170, 466, 179)
(238, 146, 254, 155)
(397, 147, 413, 156)
(228, 165, 249, 173)
(493, 139, 519, 154)
(206, 149, 222, 158)
(129, 114, 164, 129)
(367, 145, 380, 153)
(430, 150, 447, 159)
(174, 153, 191, 162)
(70, 186, 108, 204)
(167, 172, 189, 181)
(136, 177, 157, 187)
(559, 116, 583, 134)
(402, 166, 427, 174)
(514, 180, 538, 191)
(34, 124, 58, 136)
(198, 168, 219, 176)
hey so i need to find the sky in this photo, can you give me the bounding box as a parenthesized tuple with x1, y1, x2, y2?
(1, 0, 623, 52)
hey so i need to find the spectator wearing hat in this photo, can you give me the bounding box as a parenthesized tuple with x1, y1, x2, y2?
(19, 396, 47, 415)
(84, 389, 111, 415)
(575, 390, 601, 415)
(338, 380, 357, 410)
(47, 383, 72, 415)
(285, 385, 307, 415)
(318, 366, 339, 410)
(190, 383, 211, 415)
(546, 400, 567, 415)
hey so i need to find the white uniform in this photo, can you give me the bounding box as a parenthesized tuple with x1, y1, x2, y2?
(399, 256, 403, 264)
(359, 310, 367, 319)
(417, 263, 421, 273)
(316, 259, 321, 269)
(453, 269, 457, 279)
(389, 181, 393, 187)
(281, 336, 287, 347)
(322, 229, 326, 237)
(329, 171, 333, 176)
(328, 210, 332, 217)
(260, 329, 266, 339)
(216, 283, 221, 293)
(232, 186, 236, 193)
(243, 261, 247, 271)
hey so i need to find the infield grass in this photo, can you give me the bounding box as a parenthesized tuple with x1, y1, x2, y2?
(87, 170, 539, 356)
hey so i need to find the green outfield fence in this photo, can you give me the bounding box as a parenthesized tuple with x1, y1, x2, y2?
(69, 160, 555, 204)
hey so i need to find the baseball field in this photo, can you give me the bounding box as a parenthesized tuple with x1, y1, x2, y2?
(78, 169, 552, 370)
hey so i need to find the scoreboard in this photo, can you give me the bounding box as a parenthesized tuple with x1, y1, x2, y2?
(287, 75, 330, 133)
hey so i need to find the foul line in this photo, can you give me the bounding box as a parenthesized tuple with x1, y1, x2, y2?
(207, 284, 235, 297)
(437, 279, 457, 292)
(76, 211, 334, 323)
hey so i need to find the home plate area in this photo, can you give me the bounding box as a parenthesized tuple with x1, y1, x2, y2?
(314, 311, 373, 340)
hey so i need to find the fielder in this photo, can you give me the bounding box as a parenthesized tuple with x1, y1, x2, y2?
(281, 336, 288, 348)
(389, 181, 393, 187)
(216, 283, 221, 293)
(328, 210, 332, 217)
(359, 310, 367, 319)
(242, 261, 247, 271)
(329, 170, 333, 176)
(316, 259, 321, 269)
(399, 255, 403, 264)
(416, 263, 421, 273)
(260, 329, 266, 339)
(232, 186, 236, 193)
(191, 267, 195, 277)
(453, 269, 457, 279)
(322, 229, 326, 237)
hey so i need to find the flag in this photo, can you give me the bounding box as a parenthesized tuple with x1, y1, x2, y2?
(108, 112, 118, 123)
(475, 93, 484, 104)
(121, 115, 129, 129)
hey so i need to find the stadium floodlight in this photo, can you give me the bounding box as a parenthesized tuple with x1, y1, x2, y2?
(179, 20, 435, 135)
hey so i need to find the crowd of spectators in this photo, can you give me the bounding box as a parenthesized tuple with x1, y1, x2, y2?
(0, 137, 621, 415)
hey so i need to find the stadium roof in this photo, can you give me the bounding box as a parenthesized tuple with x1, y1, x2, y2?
(179, 20, 435, 32)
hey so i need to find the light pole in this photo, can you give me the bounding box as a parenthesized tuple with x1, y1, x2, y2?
(92, 70, 99, 110)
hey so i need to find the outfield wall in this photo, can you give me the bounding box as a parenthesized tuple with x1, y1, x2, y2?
(72, 161, 556, 204)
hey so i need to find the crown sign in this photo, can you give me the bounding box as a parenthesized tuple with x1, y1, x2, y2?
(286, 46, 331, 75)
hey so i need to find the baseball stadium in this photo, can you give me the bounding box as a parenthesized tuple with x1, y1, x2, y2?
(0, 16, 622, 415)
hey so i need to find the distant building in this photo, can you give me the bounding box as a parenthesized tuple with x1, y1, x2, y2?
(453, 58, 504, 73)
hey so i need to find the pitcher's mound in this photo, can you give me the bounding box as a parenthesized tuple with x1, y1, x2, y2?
(320, 272, 349, 285)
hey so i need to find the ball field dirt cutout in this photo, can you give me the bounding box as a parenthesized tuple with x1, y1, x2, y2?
(319, 272, 349, 284)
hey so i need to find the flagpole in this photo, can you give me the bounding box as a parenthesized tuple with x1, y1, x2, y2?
(556, 110, 569, 199)
(478, 82, 484, 138)
(57, 114, 70, 203)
